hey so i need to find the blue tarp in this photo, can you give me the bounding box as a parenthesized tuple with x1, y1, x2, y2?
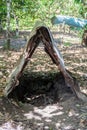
(51, 15, 87, 28)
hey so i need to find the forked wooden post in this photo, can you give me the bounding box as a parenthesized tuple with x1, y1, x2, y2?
(4, 22, 87, 102)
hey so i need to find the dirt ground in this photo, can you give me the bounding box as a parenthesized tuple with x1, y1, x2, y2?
(0, 29, 87, 130)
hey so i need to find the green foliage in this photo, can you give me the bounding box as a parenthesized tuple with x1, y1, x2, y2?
(74, 0, 81, 3)
(0, 0, 7, 26)
(74, 0, 87, 18)
(64, 42, 72, 47)
(0, 0, 87, 30)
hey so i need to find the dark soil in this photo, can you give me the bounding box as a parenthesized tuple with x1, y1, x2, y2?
(8, 71, 73, 104)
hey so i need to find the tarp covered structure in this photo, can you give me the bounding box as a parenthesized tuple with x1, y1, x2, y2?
(4, 22, 87, 102)
(51, 15, 87, 28)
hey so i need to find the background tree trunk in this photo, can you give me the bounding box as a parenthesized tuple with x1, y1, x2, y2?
(15, 16, 19, 37)
(6, 0, 11, 50)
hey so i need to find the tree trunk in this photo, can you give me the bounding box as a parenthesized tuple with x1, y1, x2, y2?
(6, 0, 11, 50)
(81, 30, 87, 46)
(0, 20, 3, 32)
(15, 16, 19, 37)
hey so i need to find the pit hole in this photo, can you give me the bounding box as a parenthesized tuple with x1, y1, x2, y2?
(8, 47, 74, 106)
(8, 71, 73, 106)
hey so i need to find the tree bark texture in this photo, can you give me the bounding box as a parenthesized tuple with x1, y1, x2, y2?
(81, 30, 87, 46)
(6, 0, 11, 49)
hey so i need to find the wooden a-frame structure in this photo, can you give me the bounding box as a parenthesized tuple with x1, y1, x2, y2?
(4, 22, 87, 102)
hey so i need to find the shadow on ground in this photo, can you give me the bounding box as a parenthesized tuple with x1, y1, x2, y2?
(0, 72, 87, 130)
